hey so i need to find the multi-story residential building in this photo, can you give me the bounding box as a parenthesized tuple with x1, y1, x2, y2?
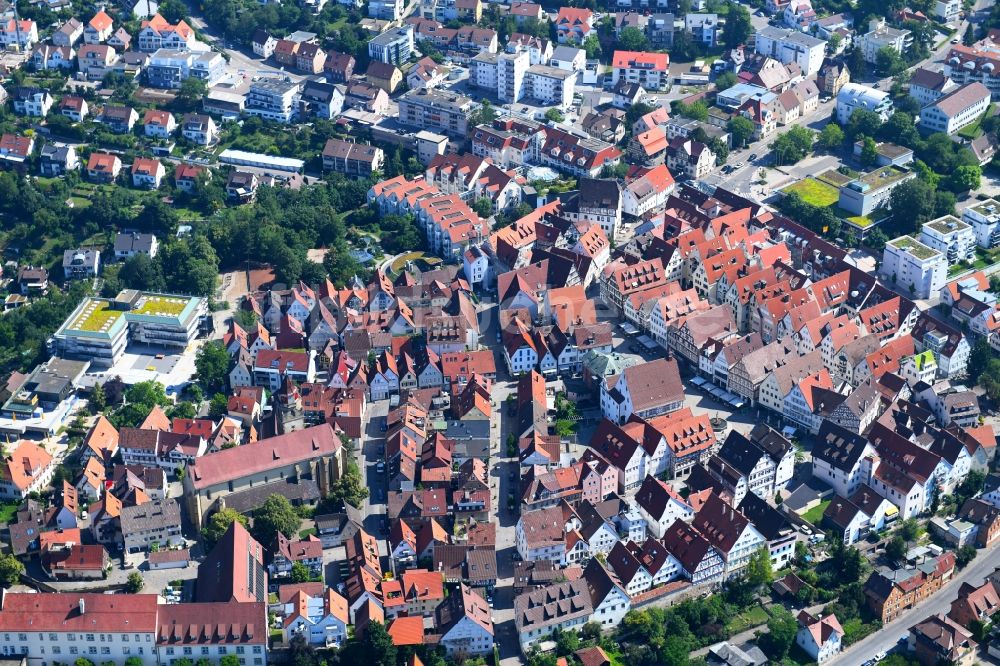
(600, 357, 683, 424)
(881, 235, 948, 298)
(963, 198, 1000, 248)
(369, 0, 405, 19)
(58, 95, 89, 122)
(84, 10, 114, 44)
(245, 79, 300, 123)
(837, 82, 893, 124)
(85, 152, 122, 183)
(53, 18, 83, 47)
(754, 26, 825, 76)
(0, 440, 55, 499)
(686, 13, 718, 46)
(861, 19, 911, 64)
(181, 113, 218, 145)
(514, 579, 593, 650)
(368, 25, 414, 64)
(818, 59, 850, 96)
(0, 17, 38, 50)
(120, 498, 183, 553)
(398, 88, 474, 138)
(137, 14, 198, 52)
(934, 0, 961, 21)
(667, 137, 716, 180)
(471, 50, 530, 103)
(705, 426, 795, 506)
(812, 422, 877, 497)
(611, 50, 670, 90)
(322, 138, 384, 177)
(131, 157, 165, 189)
(909, 67, 956, 107)
(41, 144, 79, 177)
(524, 65, 576, 109)
(945, 42, 1000, 99)
(142, 109, 176, 139)
(919, 81, 992, 134)
(692, 493, 766, 579)
(146, 48, 225, 89)
(864, 553, 955, 623)
(920, 215, 976, 265)
(12, 86, 52, 117)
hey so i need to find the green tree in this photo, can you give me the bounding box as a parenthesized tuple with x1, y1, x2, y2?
(727, 116, 755, 148)
(220, 656, 241, 666)
(771, 126, 815, 164)
(362, 621, 396, 665)
(124, 658, 144, 666)
(949, 165, 981, 193)
(899, 518, 922, 542)
(195, 340, 230, 392)
(201, 507, 249, 547)
(545, 107, 565, 123)
(468, 100, 497, 128)
(744, 546, 774, 588)
(886, 535, 906, 562)
(209, 392, 229, 419)
(964, 23, 976, 46)
(126, 571, 144, 593)
(618, 26, 649, 51)
(817, 123, 845, 151)
(859, 136, 879, 166)
(875, 46, 905, 75)
(844, 109, 884, 143)
(758, 606, 797, 660)
(109, 381, 171, 428)
(252, 494, 301, 546)
(957, 544, 977, 568)
(89, 382, 107, 414)
(583, 33, 603, 59)
(290, 561, 312, 583)
(889, 178, 936, 235)
(75, 659, 97, 666)
(178, 77, 208, 108)
(722, 2, 753, 46)
(0, 552, 25, 586)
(672, 99, 709, 121)
(671, 29, 699, 61)
(473, 197, 494, 218)
(715, 71, 738, 91)
(325, 460, 369, 509)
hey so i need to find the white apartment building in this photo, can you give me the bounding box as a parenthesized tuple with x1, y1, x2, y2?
(470, 50, 529, 103)
(919, 82, 992, 134)
(935, 0, 961, 22)
(754, 26, 825, 76)
(860, 19, 911, 64)
(920, 215, 976, 265)
(367, 25, 413, 64)
(836, 82, 893, 124)
(610, 50, 670, 90)
(245, 79, 299, 123)
(369, 0, 405, 19)
(525, 65, 576, 109)
(963, 198, 1000, 248)
(880, 236, 948, 299)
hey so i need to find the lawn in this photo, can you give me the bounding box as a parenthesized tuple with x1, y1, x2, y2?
(957, 109, 989, 139)
(69, 196, 92, 209)
(0, 501, 19, 524)
(726, 604, 770, 634)
(298, 527, 316, 539)
(840, 210, 873, 228)
(803, 499, 831, 525)
(785, 178, 840, 207)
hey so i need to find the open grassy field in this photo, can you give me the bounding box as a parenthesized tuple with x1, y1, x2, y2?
(785, 178, 840, 207)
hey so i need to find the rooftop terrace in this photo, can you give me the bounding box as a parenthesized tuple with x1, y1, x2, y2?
(889, 236, 940, 261)
(66, 299, 124, 334)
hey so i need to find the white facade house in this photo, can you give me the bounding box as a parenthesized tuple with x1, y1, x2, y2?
(919, 82, 992, 135)
(860, 19, 911, 64)
(796, 612, 844, 664)
(754, 26, 825, 76)
(525, 65, 576, 109)
(880, 236, 948, 299)
(920, 216, 976, 265)
(963, 199, 1000, 249)
(837, 82, 893, 124)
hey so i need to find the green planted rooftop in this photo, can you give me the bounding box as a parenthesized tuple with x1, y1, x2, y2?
(858, 166, 911, 189)
(131, 295, 189, 317)
(784, 177, 840, 207)
(925, 215, 970, 235)
(913, 350, 936, 371)
(67, 299, 124, 333)
(889, 236, 940, 261)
